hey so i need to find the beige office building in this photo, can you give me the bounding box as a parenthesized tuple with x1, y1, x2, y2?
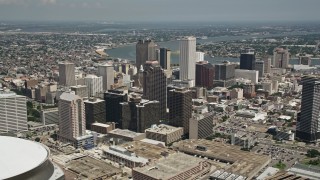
(145, 124, 183, 145)
(58, 92, 85, 142)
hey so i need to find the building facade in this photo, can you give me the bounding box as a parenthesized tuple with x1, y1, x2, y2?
(159, 48, 171, 70)
(273, 48, 290, 68)
(145, 124, 183, 145)
(58, 92, 86, 142)
(189, 108, 214, 139)
(84, 75, 103, 97)
(0, 90, 28, 133)
(136, 39, 156, 69)
(84, 98, 106, 129)
(168, 87, 192, 135)
(240, 48, 255, 70)
(214, 61, 235, 87)
(98, 63, 114, 91)
(143, 61, 167, 119)
(59, 62, 76, 86)
(196, 61, 214, 89)
(104, 89, 128, 127)
(179, 36, 196, 80)
(70, 85, 88, 98)
(121, 94, 160, 133)
(296, 76, 320, 142)
(255, 60, 265, 78)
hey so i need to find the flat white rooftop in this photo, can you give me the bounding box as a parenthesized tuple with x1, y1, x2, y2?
(0, 136, 49, 179)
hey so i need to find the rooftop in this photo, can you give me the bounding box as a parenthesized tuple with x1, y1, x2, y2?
(145, 124, 183, 135)
(0, 136, 49, 179)
(120, 141, 174, 160)
(172, 139, 271, 179)
(66, 156, 121, 179)
(133, 153, 205, 179)
(108, 129, 145, 138)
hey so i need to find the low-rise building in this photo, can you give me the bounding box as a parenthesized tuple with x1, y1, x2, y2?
(132, 153, 212, 180)
(41, 108, 59, 125)
(107, 129, 146, 141)
(145, 124, 183, 145)
(91, 122, 115, 134)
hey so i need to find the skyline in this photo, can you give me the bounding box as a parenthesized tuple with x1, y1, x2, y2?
(0, 0, 319, 22)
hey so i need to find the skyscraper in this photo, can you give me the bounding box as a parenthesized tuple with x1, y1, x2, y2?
(159, 48, 171, 70)
(84, 98, 106, 129)
(214, 61, 235, 87)
(299, 56, 311, 66)
(196, 61, 214, 89)
(273, 48, 289, 68)
(168, 87, 192, 135)
(136, 39, 156, 69)
(179, 36, 196, 80)
(121, 94, 160, 133)
(296, 76, 320, 142)
(143, 61, 167, 119)
(58, 92, 85, 142)
(0, 90, 28, 133)
(84, 75, 103, 97)
(98, 63, 114, 91)
(262, 56, 271, 74)
(254, 60, 264, 78)
(195, 52, 205, 62)
(59, 62, 76, 86)
(104, 89, 128, 127)
(240, 48, 255, 70)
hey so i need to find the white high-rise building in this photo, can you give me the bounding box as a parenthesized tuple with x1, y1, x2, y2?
(0, 89, 28, 133)
(84, 75, 103, 97)
(59, 62, 76, 86)
(195, 52, 205, 62)
(179, 36, 196, 80)
(58, 92, 85, 141)
(98, 63, 114, 91)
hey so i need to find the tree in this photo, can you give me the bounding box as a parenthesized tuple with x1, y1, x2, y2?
(35, 137, 40, 142)
(307, 149, 320, 158)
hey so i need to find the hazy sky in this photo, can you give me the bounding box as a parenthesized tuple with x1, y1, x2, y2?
(0, 0, 319, 22)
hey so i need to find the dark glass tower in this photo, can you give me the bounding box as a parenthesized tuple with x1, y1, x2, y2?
(143, 61, 167, 120)
(159, 48, 171, 70)
(240, 48, 255, 70)
(104, 89, 128, 127)
(168, 87, 192, 135)
(296, 76, 320, 142)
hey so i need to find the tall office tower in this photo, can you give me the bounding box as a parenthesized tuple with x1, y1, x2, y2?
(58, 92, 85, 142)
(273, 48, 290, 68)
(262, 56, 271, 74)
(136, 39, 156, 69)
(196, 61, 214, 89)
(156, 49, 160, 61)
(296, 76, 320, 142)
(0, 90, 28, 133)
(143, 61, 167, 119)
(299, 56, 311, 66)
(84, 75, 103, 97)
(98, 63, 114, 91)
(121, 94, 160, 133)
(84, 98, 106, 129)
(179, 36, 196, 80)
(168, 87, 192, 135)
(104, 89, 128, 127)
(159, 48, 171, 70)
(255, 60, 265, 78)
(214, 61, 235, 87)
(195, 52, 205, 62)
(70, 85, 88, 98)
(59, 62, 76, 86)
(240, 48, 255, 70)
